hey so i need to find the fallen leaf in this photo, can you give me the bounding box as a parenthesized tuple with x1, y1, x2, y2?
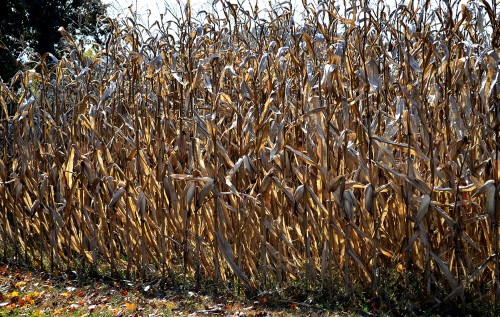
(14, 281, 26, 288)
(24, 295, 34, 305)
(60, 292, 73, 298)
(53, 307, 64, 315)
(397, 263, 404, 273)
(69, 303, 78, 312)
(88, 304, 97, 312)
(125, 302, 137, 310)
(109, 307, 121, 314)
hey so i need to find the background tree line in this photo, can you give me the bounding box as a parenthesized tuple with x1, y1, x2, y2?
(0, 0, 108, 81)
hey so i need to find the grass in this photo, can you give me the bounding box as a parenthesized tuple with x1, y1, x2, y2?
(0, 256, 495, 315)
(0, 261, 356, 316)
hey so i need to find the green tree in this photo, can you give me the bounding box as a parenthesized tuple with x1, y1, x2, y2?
(0, 0, 108, 81)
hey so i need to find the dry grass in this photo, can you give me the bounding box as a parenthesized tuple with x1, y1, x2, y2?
(0, 0, 499, 311)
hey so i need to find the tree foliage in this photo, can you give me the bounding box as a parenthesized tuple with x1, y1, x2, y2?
(0, 0, 108, 81)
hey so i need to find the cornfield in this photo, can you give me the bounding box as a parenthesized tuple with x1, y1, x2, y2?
(1, 0, 499, 309)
